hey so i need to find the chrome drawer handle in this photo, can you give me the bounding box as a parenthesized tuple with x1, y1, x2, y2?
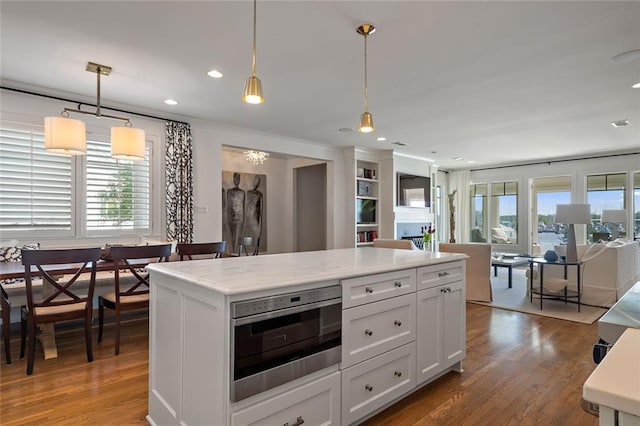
(394, 281, 402, 288)
(365, 384, 373, 392)
(438, 272, 449, 277)
(283, 416, 304, 426)
(394, 370, 402, 377)
(394, 320, 402, 327)
(365, 286, 374, 294)
(365, 329, 373, 336)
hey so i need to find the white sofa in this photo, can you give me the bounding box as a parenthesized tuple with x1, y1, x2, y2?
(540, 240, 640, 307)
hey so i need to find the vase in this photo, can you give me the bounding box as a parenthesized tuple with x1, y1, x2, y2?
(543, 250, 558, 262)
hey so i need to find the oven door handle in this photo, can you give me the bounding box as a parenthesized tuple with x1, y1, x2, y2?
(232, 298, 341, 326)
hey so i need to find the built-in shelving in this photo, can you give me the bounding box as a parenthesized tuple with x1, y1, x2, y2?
(355, 160, 379, 246)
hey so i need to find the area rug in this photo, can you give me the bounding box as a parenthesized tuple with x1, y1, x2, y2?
(470, 268, 607, 324)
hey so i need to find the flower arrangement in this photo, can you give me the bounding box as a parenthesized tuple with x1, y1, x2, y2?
(422, 225, 435, 250)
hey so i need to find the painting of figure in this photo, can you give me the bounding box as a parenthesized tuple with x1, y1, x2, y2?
(222, 171, 266, 254)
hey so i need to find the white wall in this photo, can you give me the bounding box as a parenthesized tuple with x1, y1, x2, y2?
(469, 153, 640, 252)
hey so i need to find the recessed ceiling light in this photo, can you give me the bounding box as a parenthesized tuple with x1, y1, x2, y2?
(164, 99, 178, 106)
(392, 141, 407, 146)
(611, 50, 640, 64)
(207, 69, 224, 78)
(611, 119, 630, 127)
(339, 127, 354, 132)
(632, 82, 640, 89)
(453, 157, 464, 161)
(377, 137, 387, 141)
(468, 160, 476, 164)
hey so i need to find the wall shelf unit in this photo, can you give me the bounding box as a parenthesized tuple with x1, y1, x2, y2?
(356, 160, 379, 246)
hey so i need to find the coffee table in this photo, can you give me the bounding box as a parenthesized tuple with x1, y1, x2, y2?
(491, 257, 530, 288)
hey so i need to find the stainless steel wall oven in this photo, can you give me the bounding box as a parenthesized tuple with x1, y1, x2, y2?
(230, 285, 342, 401)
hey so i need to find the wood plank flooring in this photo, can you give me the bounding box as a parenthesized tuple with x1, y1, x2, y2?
(0, 304, 600, 425)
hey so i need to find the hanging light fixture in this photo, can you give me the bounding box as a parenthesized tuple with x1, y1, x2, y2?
(357, 23, 376, 133)
(242, 0, 264, 104)
(244, 150, 269, 165)
(44, 62, 145, 161)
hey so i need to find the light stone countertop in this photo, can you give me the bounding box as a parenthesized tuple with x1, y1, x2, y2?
(147, 247, 466, 296)
(583, 327, 640, 417)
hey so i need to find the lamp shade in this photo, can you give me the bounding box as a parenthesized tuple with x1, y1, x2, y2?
(601, 209, 627, 223)
(44, 116, 86, 155)
(110, 127, 145, 161)
(555, 204, 591, 224)
(358, 111, 374, 133)
(242, 76, 264, 104)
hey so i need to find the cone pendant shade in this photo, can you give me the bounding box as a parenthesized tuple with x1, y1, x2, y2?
(242, 76, 264, 104)
(359, 112, 374, 133)
(44, 116, 86, 155)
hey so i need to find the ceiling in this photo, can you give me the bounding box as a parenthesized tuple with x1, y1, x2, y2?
(1, 1, 639, 170)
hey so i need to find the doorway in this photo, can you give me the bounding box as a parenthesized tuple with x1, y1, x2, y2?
(295, 163, 327, 252)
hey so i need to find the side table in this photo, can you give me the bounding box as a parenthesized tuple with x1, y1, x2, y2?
(529, 258, 582, 311)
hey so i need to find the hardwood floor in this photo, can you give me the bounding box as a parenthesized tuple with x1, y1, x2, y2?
(0, 304, 600, 425)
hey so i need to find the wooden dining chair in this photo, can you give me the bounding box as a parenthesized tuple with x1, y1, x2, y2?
(177, 241, 226, 260)
(20, 247, 101, 375)
(98, 244, 171, 355)
(1, 284, 11, 364)
(238, 237, 260, 256)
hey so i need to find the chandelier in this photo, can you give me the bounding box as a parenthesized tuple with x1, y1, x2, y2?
(244, 150, 269, 165)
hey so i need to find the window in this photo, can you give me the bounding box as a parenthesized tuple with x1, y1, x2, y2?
(586, 173, 626, 241)
(470, 183, 487, 242)
(0, 127, 73, 235)
(634, 172, 639, 240)
(532, 176, 571, 253)
(490, 181, 518, 244)
(0, 125, 153, 240)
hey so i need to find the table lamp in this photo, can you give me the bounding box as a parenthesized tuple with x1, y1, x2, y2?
(555, 204, 591, 263)
(601, 209, 627, 240)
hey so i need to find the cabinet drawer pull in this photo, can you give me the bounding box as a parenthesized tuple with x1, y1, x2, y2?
(365, 329, 373, 336)
(365, 286, 374, 294)
(438, 271, 449, 277)
(394, 320, 402, 327)
(365, 384, 373, 392)
(394, 281, 402, 288)
(447, 287, 452, 293)
(440, 287, 447, 293)
(283, 416, 305, 426)
(394, 370, 402, 377)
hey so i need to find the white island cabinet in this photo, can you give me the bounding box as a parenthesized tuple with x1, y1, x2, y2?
(146, 248, 466, 426)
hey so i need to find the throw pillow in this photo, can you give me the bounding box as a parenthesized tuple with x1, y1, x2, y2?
(0, 242, 40, 284)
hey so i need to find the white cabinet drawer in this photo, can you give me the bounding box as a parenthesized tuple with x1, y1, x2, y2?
(417, 261, 464, 291)
(231, 371, 341, 426)
(342, 293, 416, 368)
(341, 269, 416, 308)
(342, 342, 416, 425)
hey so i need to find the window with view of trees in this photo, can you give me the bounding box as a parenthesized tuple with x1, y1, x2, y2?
(470, 183, 487, 242)
(586, 173, 626, 242)
(490, 181, 518, 244)
(0, 125, 152, 239)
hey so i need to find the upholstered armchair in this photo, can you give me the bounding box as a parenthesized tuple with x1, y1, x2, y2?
(438, 243, 492, 302)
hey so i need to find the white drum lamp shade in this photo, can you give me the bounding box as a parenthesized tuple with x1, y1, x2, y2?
(110, 127, 146, 161)
(44, 116, 87, 155)
(602, 209, 627, 239)
(555, 203, 591, 263)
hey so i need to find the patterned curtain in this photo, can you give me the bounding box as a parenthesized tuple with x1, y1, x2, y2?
(165, 121, 193, 243)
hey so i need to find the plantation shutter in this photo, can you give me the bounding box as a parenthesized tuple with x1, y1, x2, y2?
(0, 127, 72, 232)
(85, 139, 151, 232)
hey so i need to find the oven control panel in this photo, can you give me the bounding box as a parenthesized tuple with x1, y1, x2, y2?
(232, 284, 342, 318)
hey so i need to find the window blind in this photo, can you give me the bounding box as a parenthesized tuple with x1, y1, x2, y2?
(85, 140, 151, 232)
(0, 128, 72, 232)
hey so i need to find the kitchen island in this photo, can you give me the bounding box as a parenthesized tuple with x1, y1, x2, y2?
(146, 247, 467, 426)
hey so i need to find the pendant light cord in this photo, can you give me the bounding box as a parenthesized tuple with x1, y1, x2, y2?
(363, 33, 369, 112)
(251, 0, 257, 77)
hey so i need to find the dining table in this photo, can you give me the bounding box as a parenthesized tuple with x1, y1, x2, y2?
(0, 258, 151, 359)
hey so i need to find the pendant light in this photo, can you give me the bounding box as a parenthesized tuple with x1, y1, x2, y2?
(357, 23, 376, 133)
(242, 0, 264, 104)
(44, 62, 145, 161)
